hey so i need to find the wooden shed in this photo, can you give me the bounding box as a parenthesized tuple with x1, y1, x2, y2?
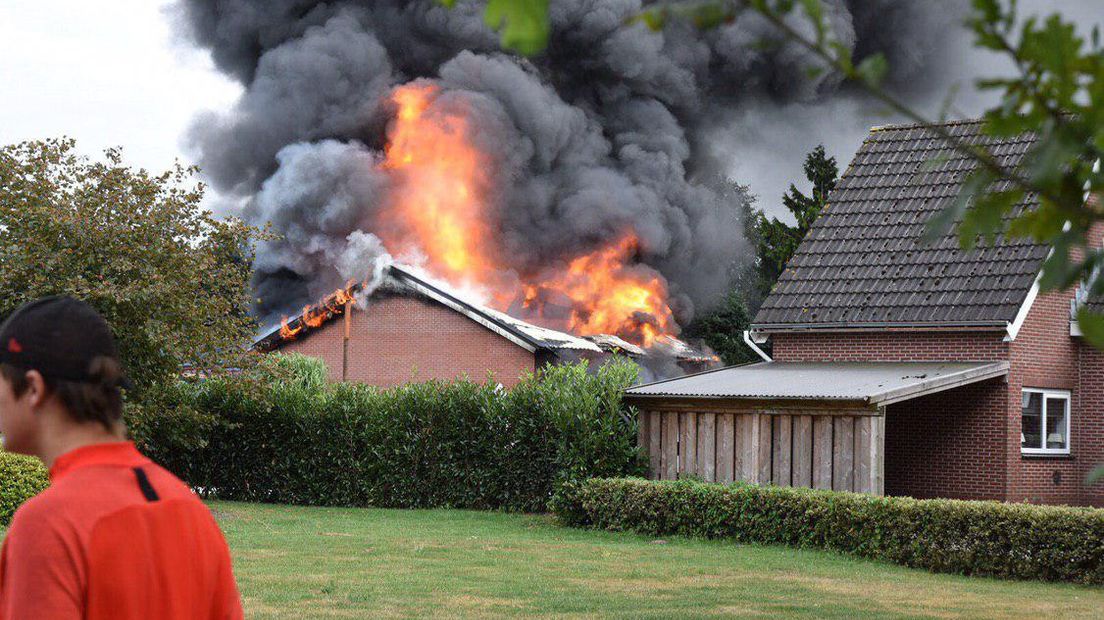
(624, 361, 1010, 495)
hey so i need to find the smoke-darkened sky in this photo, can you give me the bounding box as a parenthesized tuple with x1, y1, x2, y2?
(168, 0, 1004, 326)
(2, 0, 1099, 330)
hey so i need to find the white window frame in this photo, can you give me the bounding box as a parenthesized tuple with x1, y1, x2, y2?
(1020, 388, 1071, 456)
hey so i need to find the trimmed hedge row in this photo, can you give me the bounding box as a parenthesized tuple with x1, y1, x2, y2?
(128, 354, 647, 512)
(551, 477, 1104, 584)
(1, 451, 49, 526)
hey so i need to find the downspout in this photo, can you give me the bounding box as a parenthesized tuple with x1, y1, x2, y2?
(342, 301, 351, 381)
(743, 330, 772, 363)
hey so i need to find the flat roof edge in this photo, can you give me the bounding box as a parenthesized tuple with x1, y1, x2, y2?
(625, 361, 1010, 403)
(870, 361, 1010, 406)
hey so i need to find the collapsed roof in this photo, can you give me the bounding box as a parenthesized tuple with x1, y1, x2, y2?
(253, 264, 717, 364)
(253, 264, 601, 354)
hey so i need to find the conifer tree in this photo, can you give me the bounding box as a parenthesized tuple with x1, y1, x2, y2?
(755, 145, 838, 297)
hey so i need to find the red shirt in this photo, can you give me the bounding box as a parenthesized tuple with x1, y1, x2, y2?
(0, 442, 242, 619)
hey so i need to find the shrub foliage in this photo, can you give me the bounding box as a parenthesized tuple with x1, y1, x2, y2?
(0, 452, 49, 526)
(551, 477, 1104, 584)
(129, 354, 645, 512)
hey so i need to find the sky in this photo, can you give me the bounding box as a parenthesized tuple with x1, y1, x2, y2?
(0, 1, 1098, 218)
(0, 1, 240, 176)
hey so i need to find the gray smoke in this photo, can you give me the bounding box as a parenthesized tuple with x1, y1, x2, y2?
(172, 0, 978, 326)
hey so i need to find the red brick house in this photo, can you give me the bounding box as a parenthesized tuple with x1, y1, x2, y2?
(626, 120, 1103, 507)
(255, 264, 604, 387)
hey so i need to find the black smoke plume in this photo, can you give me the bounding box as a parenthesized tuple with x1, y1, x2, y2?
(173, 0, 966, 328)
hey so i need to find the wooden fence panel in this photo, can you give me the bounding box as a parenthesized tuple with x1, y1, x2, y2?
(856, 416, 873, 493)
(699, 413, 716, 482)
(772, 415, 792, 487)
(792, 415, 812, 488)
(662, 412, 679, 480)
(833, 417, 855, 492)
(737, 413, 758, 483)
(648, 412, 661, 479)
(813, 416, 833, 490)
(638, 413, 651, 478)
(758, 414, 773, 484)
(679, 413, 697, 479)
(716, 413, 735, 483)
(638, 409, 883, 494)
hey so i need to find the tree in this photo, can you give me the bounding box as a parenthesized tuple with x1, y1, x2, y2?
(0, 138, 264, 390)
(679, 177, 762, 365)
(682, 290, 760, 365)
(755, 145, 837, 298)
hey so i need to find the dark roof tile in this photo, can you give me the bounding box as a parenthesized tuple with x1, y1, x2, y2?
(752, 119, 1048, 330)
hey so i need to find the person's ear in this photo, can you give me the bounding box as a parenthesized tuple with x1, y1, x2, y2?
(22, 370, 49, 409)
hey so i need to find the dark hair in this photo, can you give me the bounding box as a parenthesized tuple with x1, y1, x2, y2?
(0, 357, 124, 429)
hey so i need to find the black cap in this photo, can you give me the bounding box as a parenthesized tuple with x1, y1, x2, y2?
(0, 296, 131, 388)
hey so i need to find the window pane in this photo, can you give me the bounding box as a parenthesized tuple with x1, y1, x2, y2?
(1021, 392, 1042, 450)
(1045, 397, 1068, 450)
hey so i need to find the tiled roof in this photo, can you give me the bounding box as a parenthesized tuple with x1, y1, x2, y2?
(752, 119, 1048, 330)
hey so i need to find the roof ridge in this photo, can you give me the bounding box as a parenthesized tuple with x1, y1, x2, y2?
(869, 117, 983, 132)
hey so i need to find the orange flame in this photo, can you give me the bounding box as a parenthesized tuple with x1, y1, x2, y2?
(278, 83, 679, 348)
(374, 83, 677, 347)
(379, 83, 500, 284)
(521, 235, 676, 346)
(275, 281, 358, 342)
(279, 317, 301, 340)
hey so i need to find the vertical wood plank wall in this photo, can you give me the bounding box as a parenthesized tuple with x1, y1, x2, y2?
(638, 410, 885, 495)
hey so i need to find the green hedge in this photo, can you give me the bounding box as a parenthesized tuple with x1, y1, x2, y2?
(0, 452, 49, 526)
(128, 354, 646, 512)
(551, 477, 1104, 584)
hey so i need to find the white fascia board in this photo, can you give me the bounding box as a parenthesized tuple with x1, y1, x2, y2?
(1006, 274, 1041, 342)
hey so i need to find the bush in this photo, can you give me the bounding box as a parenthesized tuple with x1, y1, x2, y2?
(0, 451, 48, 526)
(550, 477, 1104, 584)
(128, 355, 646, 512)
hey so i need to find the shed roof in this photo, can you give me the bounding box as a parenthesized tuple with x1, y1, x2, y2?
(752, 119, 1049, 331)
(625, 361, 1009, 407)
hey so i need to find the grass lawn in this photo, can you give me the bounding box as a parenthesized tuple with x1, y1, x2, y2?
(197, 501, 1103, 619)
(3, 501, 1101, 618)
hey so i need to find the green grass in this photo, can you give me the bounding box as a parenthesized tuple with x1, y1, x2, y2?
(206, 502, 1104, 619)
(4, 501, 1102, 618)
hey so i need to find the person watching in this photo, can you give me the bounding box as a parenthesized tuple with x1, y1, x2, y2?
(0, 296, 243, 619)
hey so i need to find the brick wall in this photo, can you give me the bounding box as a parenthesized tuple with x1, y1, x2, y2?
(1077, 344, 1104, 506)
(1002, 219, 1104, 506)
(884, 378, 1007, 500)
(1006, 285, 1084, 505)
(278, 292, 537, 387)
(771, 330, 1008, 362)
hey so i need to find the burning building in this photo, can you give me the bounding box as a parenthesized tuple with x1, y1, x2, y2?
(254, 263, 715, 386)
(174, 1, 964, 364)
